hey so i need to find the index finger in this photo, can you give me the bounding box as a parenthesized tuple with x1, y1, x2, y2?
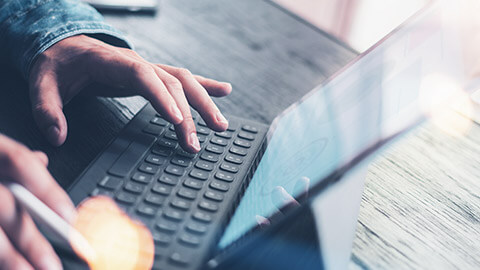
(152, 67, 201, 153)
(156, 64, 229, 132)
(0, 135, 75, 222)
(0, 185, 62, 270)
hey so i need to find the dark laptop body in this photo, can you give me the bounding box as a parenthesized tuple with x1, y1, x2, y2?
(68, 105, 270, 270)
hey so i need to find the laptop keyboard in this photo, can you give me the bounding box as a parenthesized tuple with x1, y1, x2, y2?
(76, 106, 266, 270)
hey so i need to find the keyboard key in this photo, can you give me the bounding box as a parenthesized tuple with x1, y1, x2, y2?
(109, 134, 156, 177)
(215, 171, 235, 182)
(204, 190, 224, 202)
(131, 172, 152, 184)
(233, 139, 251, 148)
(169, 252, 191, 266)
(152, 232, 172, 246)
(183, 178, 204, 190)
(227, 121, 238, 132)
(178, 233, 200, 247)
(98, 176, 122, 190)
(220, 163, 239, 173)
(136, 204, 157, 216)
(209, 181, 229, 192)
(242, 124, 259, 133)
(169, 125, 175, 131)
(90, 188, 113, 197)
(143, 124, 165, 136)
(152, 146, 172, 157)
(146, 155, 166, 165)
(164, 131, 178, 141)
(229, 146, 247, 156)
(171, 156, 192, 167)
(198, 200, 219, 212)
(198, 134, 207, 143)
(152, 184, 172, 195)
(192, 211, 213, 223)
(225, 154, 243, 164)
(177, 188, 198, 200)
(238, 132, 255, 141)
(116, 192, 137, 205)
(158, 174, 180, 185)
(195, 160, 214, 171)
(170, 199, 191, 210)
(124, 182, 145, 194)
(163, 209, 185, 222)
(156, 221, 177, 233)
(153, 249, 163, 261)
(205, 145, 224, 154)
(189, 169, 209, 180)
(145, 193, 165, 206)
(157, 138, 177, 149)
(215, 131, 232, 139)
(151, 117, 168, 126)
(139, 163, 160, 175)
(186, 222, 208, 235)
(177, 149, 196, 158)
(164, 165, 185, 176)
(210, 137, 228, 146)
(200, 152, 219, 163)
(196, 126, 210, 135)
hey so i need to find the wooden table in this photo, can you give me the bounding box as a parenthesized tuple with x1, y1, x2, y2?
(351, 122, 480, 269)
(0, 0, 478, 268)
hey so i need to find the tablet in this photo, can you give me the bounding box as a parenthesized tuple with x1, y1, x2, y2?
(214, 0, 480, 266)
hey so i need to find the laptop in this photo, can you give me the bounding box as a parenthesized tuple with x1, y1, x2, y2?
(65, 1, 480, 269)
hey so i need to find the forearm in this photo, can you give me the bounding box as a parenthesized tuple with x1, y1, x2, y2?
(0, 0, 131, 80)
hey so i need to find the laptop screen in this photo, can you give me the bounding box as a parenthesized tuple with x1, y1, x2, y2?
(219, 0, 480, 249)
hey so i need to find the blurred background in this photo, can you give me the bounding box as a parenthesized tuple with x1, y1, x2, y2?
(273, 0, 430, 52)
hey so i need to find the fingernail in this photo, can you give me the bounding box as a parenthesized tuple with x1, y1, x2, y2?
(171, 105, 183, 123)
(39, 256, 62, 270)
(189, 132, 201, 152)
(272, 186, 292, 204)
(278, 186, 291, 202)
(301, 176, 310, 189)
(46, 125, 60, 145)
(215, 111, 228, 127)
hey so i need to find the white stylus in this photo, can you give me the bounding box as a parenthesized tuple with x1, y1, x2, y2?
(7, 183, 96, 263)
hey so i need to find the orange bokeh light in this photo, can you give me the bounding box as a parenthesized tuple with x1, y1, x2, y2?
(70, 196, 154, 270)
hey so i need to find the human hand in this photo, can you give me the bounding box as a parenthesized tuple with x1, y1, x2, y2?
(0, 134, 76, 270)
(255, 176, 310, 227)
(29, 35, 232, 152)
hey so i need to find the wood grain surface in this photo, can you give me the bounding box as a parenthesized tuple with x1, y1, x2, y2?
(351, 121, 480, 269)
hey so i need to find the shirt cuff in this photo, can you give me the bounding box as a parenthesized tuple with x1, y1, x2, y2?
(0, 0, 132, 80)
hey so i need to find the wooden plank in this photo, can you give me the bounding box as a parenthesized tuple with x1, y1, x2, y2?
(351, 121, 480, 269)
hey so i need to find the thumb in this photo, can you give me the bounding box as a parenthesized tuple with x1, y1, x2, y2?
(30, 75, 68, 146)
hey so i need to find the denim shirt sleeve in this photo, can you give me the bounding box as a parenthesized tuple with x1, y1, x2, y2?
(0, 0, 133, 80)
